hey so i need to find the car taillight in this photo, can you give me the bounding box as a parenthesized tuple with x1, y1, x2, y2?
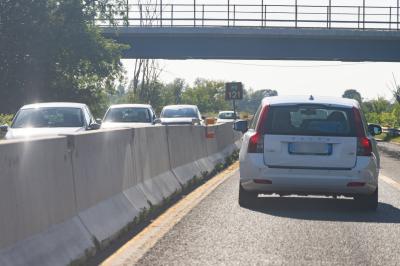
(357, 137, 372, 156)
(248, 131, 264, 153)
(247, 105, 269, 154)
(352, 107, 372, 156)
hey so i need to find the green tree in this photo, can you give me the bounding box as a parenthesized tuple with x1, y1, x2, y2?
(181, 78, 229, 114)
(0, 0, 128, 116)
(342, 89, 362, 104)
(238, 88, 278, 114)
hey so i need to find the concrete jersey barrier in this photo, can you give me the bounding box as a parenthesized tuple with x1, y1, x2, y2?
(0, 123, 240, 265)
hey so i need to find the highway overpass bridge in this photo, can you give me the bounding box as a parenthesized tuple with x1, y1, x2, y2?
(99, 1, 400, 61)
(102, 27, 400, 61)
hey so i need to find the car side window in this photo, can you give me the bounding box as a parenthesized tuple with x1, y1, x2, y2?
(249, 105, 262, 130)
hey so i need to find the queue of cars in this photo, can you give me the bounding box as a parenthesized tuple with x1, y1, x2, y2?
(0, 102, 212, 140)
(0, 95, 384, 211)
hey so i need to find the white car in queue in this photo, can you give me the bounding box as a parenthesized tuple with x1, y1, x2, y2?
(234, 95, 382, 210)
(0, 102, 101, 140)
(216, 111, 238, 123)
(158, 105, 204, 125)
(100, 104, 156, 129)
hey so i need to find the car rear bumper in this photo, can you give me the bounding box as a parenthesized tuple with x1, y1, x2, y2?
(239, 154, 379, 196)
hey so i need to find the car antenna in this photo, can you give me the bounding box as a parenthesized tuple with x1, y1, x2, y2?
(309, 95, 314, 100)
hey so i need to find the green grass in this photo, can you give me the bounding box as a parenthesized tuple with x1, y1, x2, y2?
(375, 132, 400, 144)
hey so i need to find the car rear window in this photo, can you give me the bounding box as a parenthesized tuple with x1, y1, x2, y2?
(218, 112, 236, 119)
(104, 107, 151, 123)
(263, 105, 356, 137)
(161, 107, 197, 118)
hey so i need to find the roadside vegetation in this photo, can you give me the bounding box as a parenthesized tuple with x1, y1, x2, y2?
(0, 114, 13, 126)
(342, 89, 400, 144)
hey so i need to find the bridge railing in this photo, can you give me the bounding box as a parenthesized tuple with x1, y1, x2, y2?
(96, 1, 400, 30)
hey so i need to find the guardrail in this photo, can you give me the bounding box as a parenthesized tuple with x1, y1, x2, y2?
(96, 1, 400, 30)
(0, 123, 241, 265)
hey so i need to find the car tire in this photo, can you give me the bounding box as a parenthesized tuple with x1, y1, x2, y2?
(239, 184, 257, 207)
(354, 187, 378, 211)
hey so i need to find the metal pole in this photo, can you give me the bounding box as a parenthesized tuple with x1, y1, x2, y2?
(234, 5, 236, 26)
(327, 6, 329, 28)
(358, 6, 360, 29)
(329, 0, 331, 28)
(140, 4, 143, 26)
(390, 7, 392, 30)
(262, 0, 264, 27)
(126, 0, 129, 26)
(295, 0, 298, 28)
(171, 4, 173, 27)
(265, 5, 267, 27)
(228, 0, 230, 27)
(363, 0, 365, 29)
(160, 0, 163, 27)
(194, 0, 196, 27)
(396, 0, 400, 29)
(202, 4, 205, 27)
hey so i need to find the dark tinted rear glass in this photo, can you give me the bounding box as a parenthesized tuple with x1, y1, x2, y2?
(264, 105, 356, 137)
(104, 107, 151, 123)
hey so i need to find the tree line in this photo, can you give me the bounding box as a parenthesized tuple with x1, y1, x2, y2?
(342, 89, 400, 128)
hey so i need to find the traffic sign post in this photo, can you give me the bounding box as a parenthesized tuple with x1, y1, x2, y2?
(225, 82, 243, 121)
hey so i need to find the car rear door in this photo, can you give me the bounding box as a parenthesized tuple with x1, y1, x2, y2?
(262, 104, 358, 169)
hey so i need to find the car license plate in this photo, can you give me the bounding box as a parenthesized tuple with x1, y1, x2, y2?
(288, 142, 332, 155)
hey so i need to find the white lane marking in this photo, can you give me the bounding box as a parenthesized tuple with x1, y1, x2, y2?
(380, 175, 400, 191)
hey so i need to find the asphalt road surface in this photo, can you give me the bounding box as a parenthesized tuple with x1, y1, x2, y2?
(137, 152, 400, 265)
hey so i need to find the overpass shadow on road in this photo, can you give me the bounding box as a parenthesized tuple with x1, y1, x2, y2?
(243, 197, 400, 224)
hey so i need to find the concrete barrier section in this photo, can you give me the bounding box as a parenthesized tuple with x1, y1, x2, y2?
(131, 126, 181, 205)
(191, 126, 215, 174)
(67, 129, 138, 246)
(206, 124, 225, 166)
(0, 137, 94, 265)
(166, 125, 203, 184)
(0, 217, 93, 266)
(215, 122, 236, 157)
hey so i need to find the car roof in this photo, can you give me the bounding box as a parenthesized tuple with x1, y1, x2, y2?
(262, 95, 359, 108)
(219, 111, 235, 114)
(162, 104, 198, 110)
(108, 104, 152, 109)
(21, 102, 87, 109)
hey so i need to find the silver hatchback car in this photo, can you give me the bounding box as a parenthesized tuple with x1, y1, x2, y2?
(234, 96, 382, 210)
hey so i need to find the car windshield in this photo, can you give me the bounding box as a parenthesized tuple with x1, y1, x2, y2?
(161, 107, 198, 118)
(12, 107, 84, 128)
(104, 107, 151, 123)
(264, 105, 356, 137)
(219, 112, 236, 119)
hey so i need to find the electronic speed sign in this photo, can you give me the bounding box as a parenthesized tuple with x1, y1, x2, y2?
(225, 82, 243, 100)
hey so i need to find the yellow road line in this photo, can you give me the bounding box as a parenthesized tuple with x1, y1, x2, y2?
(101, 162, 239, 266)
(380, 174, 400, 191)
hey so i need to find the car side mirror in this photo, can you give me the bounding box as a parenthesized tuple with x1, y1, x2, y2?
(368, 124, 382, 136)
(95, 118, 102, 124)
(201, 116, 206, 120)
(88, 122, 101, 130)
(154, 118, 161, 124)
(192, 118, 201, 125)
(233, 120, 248, 133)
(0, 124, 9, 133)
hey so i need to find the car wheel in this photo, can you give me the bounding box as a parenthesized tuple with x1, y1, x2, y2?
(354, 187, 378, 211)
(239, 184, 257, 207)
